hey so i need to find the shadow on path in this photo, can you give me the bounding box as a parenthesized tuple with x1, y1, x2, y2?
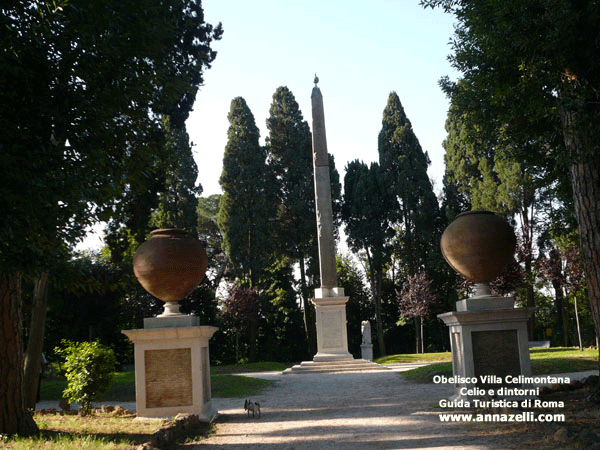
(183, 370, 517, 449)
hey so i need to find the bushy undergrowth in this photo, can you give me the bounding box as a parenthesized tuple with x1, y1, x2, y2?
(54, 340, 117, 414)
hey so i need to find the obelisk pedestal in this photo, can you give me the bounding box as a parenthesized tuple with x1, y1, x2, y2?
(312, 288, 353, 362)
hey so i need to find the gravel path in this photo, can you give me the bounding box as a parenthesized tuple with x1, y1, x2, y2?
(184, 368, 511, 450)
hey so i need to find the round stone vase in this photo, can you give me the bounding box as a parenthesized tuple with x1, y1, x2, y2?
(133, 229, 208, 315)
(441, 211, 516, 284)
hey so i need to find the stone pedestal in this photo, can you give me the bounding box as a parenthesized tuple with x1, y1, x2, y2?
(284, 290, 385, 373)
(312, 287, 353, 362)
(122, 323, 217, 420)
(438, 297, 534, 401)
(361, 344, 373, 361)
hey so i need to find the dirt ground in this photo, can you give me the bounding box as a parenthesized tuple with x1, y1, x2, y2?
(182, 368, 600, 450)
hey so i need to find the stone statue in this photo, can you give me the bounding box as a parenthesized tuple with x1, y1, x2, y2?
(361, 320, 372, 345)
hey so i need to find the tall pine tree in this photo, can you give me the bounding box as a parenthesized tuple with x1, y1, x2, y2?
(218, 97, 276, 288)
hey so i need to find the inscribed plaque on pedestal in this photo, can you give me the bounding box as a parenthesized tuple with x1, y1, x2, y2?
(322, 311, 342, 349)
(472, 330, 520, 387)
(145, 348, 193, 408)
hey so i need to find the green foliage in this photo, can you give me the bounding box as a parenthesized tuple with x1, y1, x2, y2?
(421, 0, 600, 160)
(337, 254, 373, 357)
(44, 253, 135, 365)
(197, 194, 227, 288)
(342, 161, 394, 265)
(428, 0, 600, 341)
(42, 365, 283, 403)
(443, 104, 559, 220)
(0, 0, 222, 272)
(55, 341, 117, 415)
(149, 117, 202, 233)
(218, 97, 277, 287)
(378, 92, 440, 274)
(258, 258, 308, 362)
(342, 160, 394, 355)
(266, 86, 316, 259)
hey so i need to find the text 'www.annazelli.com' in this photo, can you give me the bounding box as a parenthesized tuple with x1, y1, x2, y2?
(439, 412, 565, 423)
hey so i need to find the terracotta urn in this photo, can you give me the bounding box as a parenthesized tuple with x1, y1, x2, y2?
(441, 211, 516, 291)
(133, 228, 208, 316)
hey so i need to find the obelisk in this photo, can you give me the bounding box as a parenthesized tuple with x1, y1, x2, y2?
(310, 75, 352, 362)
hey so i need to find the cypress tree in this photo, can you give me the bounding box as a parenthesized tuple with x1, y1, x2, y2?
(218, 97, 276, 287)
(342, 160, 394, 356)
(378, 92, 439, 275)
(265, 86, 317, 354)
(149, 117, 201, 233)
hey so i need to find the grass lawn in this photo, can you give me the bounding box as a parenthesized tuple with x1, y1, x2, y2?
(210, 361, 288, 375)
(381, 347, 600, 382)
(40, 371, 136, 403)
(376, 352, 452, 365)
(2, 412, 163, 450)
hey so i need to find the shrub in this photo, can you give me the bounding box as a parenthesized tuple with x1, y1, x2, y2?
(54, 340, 117, 414)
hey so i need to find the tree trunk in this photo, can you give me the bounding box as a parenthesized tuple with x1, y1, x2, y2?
(248, 321, 258, 363)
(421, 317, 425, 353)
(561, 105, 600, 353)
(24, 271, 49, 410)
(373, 266, 386, 357)
(0, 273, 38, 436)
(414, 317, 422, 354)
(574, 295, 583, 351)
(521, 212, 536, 339)
(570, 157, 600, 341)
(551, 279, 568, 346)
(299, 257, 317, 357)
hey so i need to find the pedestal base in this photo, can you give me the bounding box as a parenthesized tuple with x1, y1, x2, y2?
(144, 314, 199, 329)
(283, 287, 386, 374)
(361, 344, 373, 361)
(312, 290, 352, 361)
(438, 297, 535, 402)
(122, 325, 217, 419)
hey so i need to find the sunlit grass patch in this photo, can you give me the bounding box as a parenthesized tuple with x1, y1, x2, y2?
(212, 374, 275, 398)
(395, 347, 599, 382)
(375, 352, 452, 365)
(210, 361, 288, 374)
(2, 413, 162, 450)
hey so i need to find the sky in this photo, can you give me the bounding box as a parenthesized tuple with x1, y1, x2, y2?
(188, 0, 459, 196)
(79, 0, 459, 250)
